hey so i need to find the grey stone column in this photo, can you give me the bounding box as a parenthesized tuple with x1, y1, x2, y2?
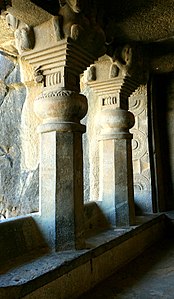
(34, 88, 87, 250)
(22, 38, 98, 251)
(20, 3, 106, 248)
(98, 103, 135, 227)
(88, 56, 140, 227)
(15, 0, 106, 249)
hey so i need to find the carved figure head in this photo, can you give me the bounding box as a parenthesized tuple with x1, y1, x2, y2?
(59, 0, 83, 13)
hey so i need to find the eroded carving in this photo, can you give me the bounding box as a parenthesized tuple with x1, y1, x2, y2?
(109, 64, 119, 78)
(102, 96, 117, 106)
(53, 0, 89, 40)
(109, 45, 133, 77)
(129, 96, 145, 115)
(134, 174, 150, 191)
(87, 65, 96, 81)
(108, 44, 148, 83)
(6, 13, 35, 54)
(34, 66, 44, 84)
(38, 89, 75, 99)
(53, 0, 106, 56)
(46, 72, 62, 86)
(131, 129, 147, 160)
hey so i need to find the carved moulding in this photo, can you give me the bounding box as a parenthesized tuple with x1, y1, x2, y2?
(21, 36, 98, 134)
(34, 87, 87, 133)
(99, 108, 135, 139)
(22, 37, 97, 92)
(131, 129, 147, 161)
(129, 96, 145, 116)
(133, 174, 150, 191)
(89, 75, 140, 111)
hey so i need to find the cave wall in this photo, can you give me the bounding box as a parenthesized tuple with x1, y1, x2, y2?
(0, 53, 40, 219)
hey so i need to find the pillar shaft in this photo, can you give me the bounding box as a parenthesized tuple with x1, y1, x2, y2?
(33, 87, 88, 250)
(99, 132, 135, 226)
(98, 105, 136, 227)
(39, 129, 85, 250)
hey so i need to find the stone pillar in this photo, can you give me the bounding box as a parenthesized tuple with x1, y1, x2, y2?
(22, 36, 99, 250)
(98, 93, 135, 227)
(7, 0, 106, 250)
(34, 88, 87, 250)
(88, 54, 140, 227)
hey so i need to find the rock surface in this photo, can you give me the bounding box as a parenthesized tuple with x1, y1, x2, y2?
(0, 53, 39, 220)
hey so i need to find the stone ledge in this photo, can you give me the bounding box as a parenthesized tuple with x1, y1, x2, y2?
(0, 213, 168, 299)
(0, 215, 48, 269)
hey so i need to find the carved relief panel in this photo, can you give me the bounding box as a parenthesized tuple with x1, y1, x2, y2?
(129, 86, 152, 214)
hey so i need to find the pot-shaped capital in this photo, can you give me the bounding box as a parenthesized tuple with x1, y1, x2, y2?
(99, 108, 135, 136)
(34, 88, 88, 124)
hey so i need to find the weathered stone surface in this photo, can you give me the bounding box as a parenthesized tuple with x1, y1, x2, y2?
(81, 86, 100, 202)
(129, 85, 152, 214)
(5, 63, 21, 84)
(0, 53, 39, 220)
(0, 54, 15, 80)
(20, 83, 41, 170)
(0, 80, 8, 106)
(17, 168, 39, 215)
(7, 0, 52, 27)
(0, 15, 16, 55)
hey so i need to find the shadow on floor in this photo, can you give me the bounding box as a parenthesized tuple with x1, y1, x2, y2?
(78, 234, 174, 299)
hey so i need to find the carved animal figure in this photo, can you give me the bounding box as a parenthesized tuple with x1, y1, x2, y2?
(6, 13, 35, 54)
(54, 0, 89, 41)
(53, 0, 106, 56)
(110, 45, 133, 77)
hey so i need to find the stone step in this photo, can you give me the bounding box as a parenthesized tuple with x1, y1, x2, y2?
(0, 213, 168, 299)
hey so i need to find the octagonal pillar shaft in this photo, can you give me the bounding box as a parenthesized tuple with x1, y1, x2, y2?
(99, 106, 135, 227)
(89, 73, 140, 227)
(35, 90, 88, 251)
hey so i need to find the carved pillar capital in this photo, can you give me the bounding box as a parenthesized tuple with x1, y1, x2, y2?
(99, 108, 135, 139)
(34, 89, 87, 133)
(22, 33, 97, 132)
(89, 72, 139, 141)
